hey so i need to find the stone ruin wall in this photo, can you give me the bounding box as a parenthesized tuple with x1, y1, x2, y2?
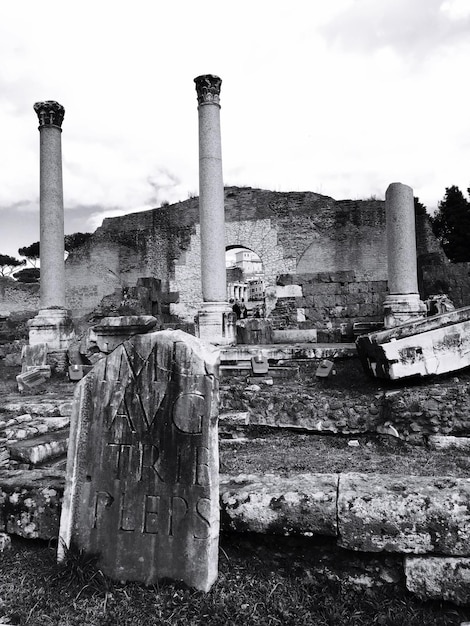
(0, 278, 39, 315)
(2, 186, 469, 327)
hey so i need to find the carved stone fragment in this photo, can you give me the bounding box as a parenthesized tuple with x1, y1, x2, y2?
(58, 330, 220, 591)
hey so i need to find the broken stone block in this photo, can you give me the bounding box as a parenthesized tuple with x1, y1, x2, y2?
(16, 368, 48, 393)
(316, 359, 335, 378)
(427, 435, 470, 450)
(220, 473, 339, 537)
(67, 364, 92, 381)
(356, 305, 470, 380)
(0, 469, 64, 539)
(338, 473, 470, 554)
(8, 428, 69, 466)
(59, 330, 220, 592)
(236, 319, 273, 345)
(92, 315, 159, 353)
(4, 352, 22, 367)
(0, 532, 12, 552)
(21, 343, 48, 372)
(405, 556, 470, 605)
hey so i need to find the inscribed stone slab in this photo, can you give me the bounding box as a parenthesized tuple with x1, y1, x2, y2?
(58, 330, 220, 591)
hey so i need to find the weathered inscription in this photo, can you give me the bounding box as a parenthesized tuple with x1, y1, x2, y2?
(59, 330, 220, 591)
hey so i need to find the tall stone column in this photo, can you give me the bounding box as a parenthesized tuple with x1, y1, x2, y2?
(35, 100, 66, 308)
(383, 182, 426, 328)
(194, 75, 235, 345)
(28, 101, 74, 357)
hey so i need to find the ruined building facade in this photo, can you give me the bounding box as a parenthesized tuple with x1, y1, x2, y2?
(2, 187, 468, 334)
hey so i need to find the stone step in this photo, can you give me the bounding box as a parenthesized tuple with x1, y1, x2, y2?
(0, 415, 70, 444)
(220, 343, 356, 364)
(220, 364, 299, 379)
(7, 428, 69, 466)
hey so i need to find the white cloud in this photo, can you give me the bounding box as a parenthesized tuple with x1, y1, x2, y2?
(0, 0, 469, 258)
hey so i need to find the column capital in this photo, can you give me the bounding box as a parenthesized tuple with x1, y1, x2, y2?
(194, 74, 222, 106)
(34, 101, 65, 129)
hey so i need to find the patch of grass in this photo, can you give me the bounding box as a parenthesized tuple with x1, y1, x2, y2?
(0, 536, 468, 625)
(220, 430, 470, 477)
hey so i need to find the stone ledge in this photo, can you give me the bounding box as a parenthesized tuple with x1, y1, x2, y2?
(405, 556, 470, 606)
(220, 473, 338, 536)
(1, 469, 470, 603)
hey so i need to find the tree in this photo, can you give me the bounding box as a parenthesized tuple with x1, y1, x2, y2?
(0, 254, 25, 277)
(414, 196, 427, 216)
(13, 267, 40, 283)
(18, 241, 40, 267)
(64, 232, 92, 253)
(430, 185, 470, 263)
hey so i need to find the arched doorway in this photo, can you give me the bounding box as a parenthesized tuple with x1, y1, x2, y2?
(226, 245, 265, 315)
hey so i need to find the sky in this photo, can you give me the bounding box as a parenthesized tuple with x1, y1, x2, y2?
(1, 0, 469, 259)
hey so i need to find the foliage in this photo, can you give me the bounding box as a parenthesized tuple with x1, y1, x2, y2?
(0, 254, 25, 277)
(430, 185, 470, 262)
(18, 241, 40, 267)
(64, 232, 92, 253)
(12, 267, 40, 283)
(413, 196, 427, 216)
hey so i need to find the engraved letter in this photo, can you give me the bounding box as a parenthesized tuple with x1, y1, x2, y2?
(143, 495, 160, 534)
(93, 491, 114, 529)
(107, 443, 132, 479)
(195, 446, 210, 486)
(169, 496, 188, 536)
(172, 393, 205, 434)
(119, 491, 136, 532)
(138, 444, 165, 482)
(194, 497, 211, 539)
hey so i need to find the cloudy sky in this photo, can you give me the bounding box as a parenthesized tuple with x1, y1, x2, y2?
(1, 0, 469, 259)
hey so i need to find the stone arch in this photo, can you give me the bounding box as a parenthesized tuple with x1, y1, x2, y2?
(169, 218, 296, 322)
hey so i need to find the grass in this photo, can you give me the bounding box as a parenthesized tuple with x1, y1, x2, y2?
(0, 535, 469, 625)
(220, 429, 470, 477)
(2, 360, 470, 622)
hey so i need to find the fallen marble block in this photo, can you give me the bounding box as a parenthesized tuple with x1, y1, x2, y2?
(356, 305, 470, 380)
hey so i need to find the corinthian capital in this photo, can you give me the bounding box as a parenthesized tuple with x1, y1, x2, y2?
(34, 101, 65, 128)
(194, 74, 222, 106)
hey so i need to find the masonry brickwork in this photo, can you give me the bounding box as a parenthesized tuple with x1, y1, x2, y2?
(1, 187, 467, 327)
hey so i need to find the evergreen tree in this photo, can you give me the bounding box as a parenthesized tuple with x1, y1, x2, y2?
(18, 241, 40, 267)
(0, 254, 25, 277)
(430, 185, 470, 262)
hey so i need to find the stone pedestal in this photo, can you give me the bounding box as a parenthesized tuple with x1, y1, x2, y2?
(384, 182, 426, 328)
(28, 308, 75, 351)
(383, 294, 426, 329)
(194, 75, 235, 346)
(196, 302, 236, 346)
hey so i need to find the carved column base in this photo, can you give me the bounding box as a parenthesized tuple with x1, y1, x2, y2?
(195, 302, 236, 346)
(383, 294, 427, 329)
(28, 308, 75, 351)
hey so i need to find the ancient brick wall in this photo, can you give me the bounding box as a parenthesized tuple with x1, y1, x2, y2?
(269, 272, 388, 336)
(0, 278, 39, 314)
(60, 188, 393, 320)
(2, 187, 460, 323)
